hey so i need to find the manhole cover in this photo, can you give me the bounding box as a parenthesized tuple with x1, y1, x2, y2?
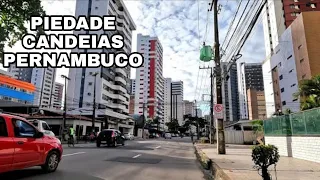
(106, 157, 161, 164)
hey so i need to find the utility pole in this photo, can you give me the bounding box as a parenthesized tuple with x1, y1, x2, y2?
(142, 102, 146, 139)
(210, 0, 226, 154)
(92, 72, 99, 133)
(61, 75, 70, 130)
(199, 66, 214, 144)
(194, 100, 200, 140)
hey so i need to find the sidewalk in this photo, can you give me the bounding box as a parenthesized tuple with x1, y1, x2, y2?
(195, 143, 320, 180)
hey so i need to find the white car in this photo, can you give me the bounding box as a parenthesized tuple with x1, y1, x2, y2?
(165, 133, 172, 139)
(124, 133, 134, 140)
(29, 119, 55, 137)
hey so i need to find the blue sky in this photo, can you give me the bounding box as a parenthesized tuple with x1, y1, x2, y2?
(3, 0, 267, 115)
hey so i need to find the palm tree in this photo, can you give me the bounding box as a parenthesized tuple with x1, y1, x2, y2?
(294, 75, 320, 110)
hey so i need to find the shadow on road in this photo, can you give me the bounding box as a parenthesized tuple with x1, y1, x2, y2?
(66, 144, 154, 151)
(0, 168, 104, 180)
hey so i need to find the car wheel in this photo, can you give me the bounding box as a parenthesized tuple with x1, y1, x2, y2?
(41, 151, 60, 173)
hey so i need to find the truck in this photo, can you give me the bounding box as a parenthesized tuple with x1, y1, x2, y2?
(0, 113, 63, 174)
(29, 119, 55, 137)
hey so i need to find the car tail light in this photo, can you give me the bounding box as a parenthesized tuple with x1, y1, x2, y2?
(111, 131, 115, 137)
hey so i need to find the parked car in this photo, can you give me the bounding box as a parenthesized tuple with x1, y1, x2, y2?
(29, 119, 55, 137)
(0, 113, 63, 174)
(164, 133, 172, 139)
(124, 133, 134, 140)
(96, 129, 125, 147)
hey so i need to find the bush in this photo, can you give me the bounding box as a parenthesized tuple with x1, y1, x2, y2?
(252, 144, 280, 180)
(200, 137, 209, 144)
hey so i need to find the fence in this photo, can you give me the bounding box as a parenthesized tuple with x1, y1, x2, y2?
(223, 130, 256, 144)
(264, 108, 320, 136)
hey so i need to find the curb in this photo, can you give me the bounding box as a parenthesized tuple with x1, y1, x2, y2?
(194, 143, 232, 180)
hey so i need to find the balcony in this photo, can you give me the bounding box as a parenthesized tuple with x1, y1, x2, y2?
(115, 68, 127, 77)
(115, 84, 127, 94)
(115, 76, 126, 86)
(115, 104, 128, 111)
(114, 94, 127, 102)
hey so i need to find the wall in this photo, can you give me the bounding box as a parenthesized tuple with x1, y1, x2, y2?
(265, 136, 320, 163)
(223, 130, 256, 144)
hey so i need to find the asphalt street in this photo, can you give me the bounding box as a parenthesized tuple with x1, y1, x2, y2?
(0, 137, 206, 180)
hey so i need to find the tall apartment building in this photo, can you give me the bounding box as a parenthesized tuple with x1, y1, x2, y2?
(129, 79, 136, 95)
(67, 0, 136, 125)
(262, 0, 320, 56)
(164, 78, 172, 125)
(134, 34, 164, 123)
(129, 95, 135, 114)
(8, 67, 56, 108)
(238, 63, 264, 120)
(183, 100, 195, 116)
(247, 88, 266, 120)
(171, 81, 184, 125)
(264, 12, 320, 116)
(52, 82, 63, 110)
(221, 62, 239, 122)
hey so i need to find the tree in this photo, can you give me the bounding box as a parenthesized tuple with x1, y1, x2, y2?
(284, 108, 292, 115)
(165, 119, 179, 132)
(294, 75, 320, 110)
(250, 119, 264, 145)
(0, 1, 46, 63)
(153, 116, 160, 131)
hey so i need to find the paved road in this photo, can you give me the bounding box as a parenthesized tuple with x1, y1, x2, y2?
(0, 137, 206, 180)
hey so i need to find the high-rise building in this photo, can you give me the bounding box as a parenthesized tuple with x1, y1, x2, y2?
(238, 63, 264, 120)
(263, 0, 320, 57)
(164, 78, 172, 125)
(171, 81, 183, 125)
(196, 109, 202, 118)
(264, 11, 320, 116)
(129, 95, 135, 114)
(221, 62, 240, 122)
(129, 79, 136, 95)
(134, 34, 164, 123)
(8, 67, 56, 108)
(247, 88, 266, 120)
(67, 0, 136, 125)
(51, 82, 63, 110)
(183, 100, 195, 116)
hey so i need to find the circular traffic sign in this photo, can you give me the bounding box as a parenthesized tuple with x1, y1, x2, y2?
(214, 104, 223, 112)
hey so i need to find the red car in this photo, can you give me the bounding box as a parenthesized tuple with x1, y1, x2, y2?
(0, 113, 63, 174)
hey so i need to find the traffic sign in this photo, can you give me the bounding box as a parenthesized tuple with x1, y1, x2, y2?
(214, 104, 224, 119)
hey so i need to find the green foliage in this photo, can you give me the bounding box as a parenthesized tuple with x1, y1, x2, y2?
(294, 75, 320, 110)
(0, 0, 46, 63)
(252, 144, 280, 180)
(284, 108, 292, 115)
(251, 119, 263, 134)
(165, 119, 179, 131)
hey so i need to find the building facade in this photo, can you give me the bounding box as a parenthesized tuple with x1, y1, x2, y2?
(247, 88, 266, 120)
(262, 0, 320, 57)
(164, 78, 172, 125)
(8, 67, 56, 108)
(129, 95, 135, 114)
(52, 82, 63, 110)
(171, 81, 183, 125)
(238, 63, 264, 120)
(134, 34, 164, 124)
(67, 0, 136, 130)
(129, 79, 136, 95)
(183, 100, 195, 117)
(0, 73, 35, 106)
(264, 11, 320, 115)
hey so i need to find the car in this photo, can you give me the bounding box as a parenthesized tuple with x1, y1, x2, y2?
(0, 113, 63, 174)
(29, 119, 55, 137)
(164, 133, 172, 139)
(124, 132, 134, 140)
(96, 129, 125, 147)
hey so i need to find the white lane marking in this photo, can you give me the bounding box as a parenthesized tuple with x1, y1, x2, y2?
(155, 146, 161, 149)
(132, 154, 141, 158)
(62, 152, 86, 157)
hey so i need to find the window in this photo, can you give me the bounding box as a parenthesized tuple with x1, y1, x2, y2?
(289, 69, 294, 73)
(0, 117, 8, 137)
(287, 55, 292, 60)
(88, 93, 91, 96)
(281, 88, 284, 93)
(88, 82, 93, 85)
(282, 101, 286, 105)
(293, 98, 298, 102)
(42, 122, 50, 131)
(95, 7, 98, 9)
(291, 83, 296, 87)
(279, 75, 283, 80)
(302, 74, 306, 79)
(12, 119, 35, 137)
(300, 58, 304, 63)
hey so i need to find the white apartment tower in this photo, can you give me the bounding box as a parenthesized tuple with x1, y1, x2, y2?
(164, 78, 172, 126)
(171, 81, 184, 125)
(8, 66, 56, 108)
(52, 82, 64, 110)
(134, 34, 164, 123)
(67, 0, 136, 123)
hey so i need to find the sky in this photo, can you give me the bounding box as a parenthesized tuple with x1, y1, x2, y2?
(2, 0, 267, 115)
